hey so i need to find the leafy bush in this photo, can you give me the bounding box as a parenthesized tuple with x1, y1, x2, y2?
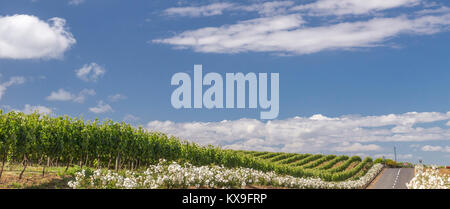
(374, 158, 383, 164)
(385, 159, 397, 168)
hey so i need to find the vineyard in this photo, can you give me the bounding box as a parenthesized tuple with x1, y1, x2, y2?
(0, 111, 378, 188)
(238, 151, 374, 181)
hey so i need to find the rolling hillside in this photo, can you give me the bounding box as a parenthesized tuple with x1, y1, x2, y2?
(0, 111, 375, 185)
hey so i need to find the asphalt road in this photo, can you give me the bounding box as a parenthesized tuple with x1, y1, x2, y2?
(371, 168, 415, 189)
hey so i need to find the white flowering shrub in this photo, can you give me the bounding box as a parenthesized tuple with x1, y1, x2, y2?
(68, 159, 383, 189)
(406, 164, 450, 189)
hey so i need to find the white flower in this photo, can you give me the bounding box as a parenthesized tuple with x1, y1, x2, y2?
(407, 164, 449, 189)
(67, 159, 385, 189)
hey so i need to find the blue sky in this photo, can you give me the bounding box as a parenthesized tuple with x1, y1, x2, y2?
(1, 0, 450, 165)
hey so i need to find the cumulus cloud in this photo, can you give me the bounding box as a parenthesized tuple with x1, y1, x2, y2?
(2, 104, 53, 115)
(46, 89, 73, 101)
(334, 143, 381, 152)
(89, 101, 113, 114)
(374, 153, 414, 160)
(291, 0, 421, 16)
(154, 13, 450, 55)
(0, 15, 75, 59)
(123, 114, 140, 122)
(46, 88, 95, 103)
(421, 145, 450, 152)
(108, 94, 127, 102)
(146, 111, 450, 153)
(75, 63, 106, 82)
(21, 104, 52, 115)
(0, 76, 26, 100)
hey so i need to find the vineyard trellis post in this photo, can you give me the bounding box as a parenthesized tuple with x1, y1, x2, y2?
(186, 141, 189, 159)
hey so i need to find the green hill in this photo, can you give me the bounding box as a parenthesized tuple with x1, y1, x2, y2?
(0, 111, 373, 182)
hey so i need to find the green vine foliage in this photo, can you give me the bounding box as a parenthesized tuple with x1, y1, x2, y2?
(0, 110, 372, 181)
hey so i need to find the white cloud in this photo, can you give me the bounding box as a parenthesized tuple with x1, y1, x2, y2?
(75, 63, 106, 82)
(69, 0, 85, 6)
(238, 1, 295, 16)
(164, 1, 295, 17)
(1, 105, 12, 110)
(21, 104, 52, 115)
(154, 12, 450, 55)
(0, 76, 26, 100)
(421, 145, 450, 152)
(164, 3, 235, 17)
(374, 153, 414, 160)
(46, 88, 95, 103)
(73, 89, 96, 103)
(146, 111, 450, 153)
(123, 114, 140, 122)
(108, 94, 127, 102)
(156, 1, 450, 55)
(334, 143, 381, 152)
(2, 104, 53, 115)
(0, 15, 75, 59)
(46, 89, 73, 101)
(416, 6, 450, 15)
(446, 120, 450, 126)
(154, 14, 303, 53)
(421, 145, 442, 151)
(291, 0, 421, 16)
(89, 101, 113, 114)
(164, 0, 421, 17)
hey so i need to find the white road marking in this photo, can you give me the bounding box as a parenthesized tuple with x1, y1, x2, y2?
(392, 168, 401, 188)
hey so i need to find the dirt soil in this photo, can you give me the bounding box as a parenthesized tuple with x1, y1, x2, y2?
(331, 161, 345, 169)
(439, 168, 450, 175)
(345, 162, 360, 171)
(0, 171, 71, 189)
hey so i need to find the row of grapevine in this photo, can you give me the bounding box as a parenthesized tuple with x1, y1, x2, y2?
(276, 154, 311, 165)
(0, 111, 278, 179)
(301, 155, 336, 169)
(252, 151, 270, 157)
(329, 158, 373, 181)
(266, 153, 297, 163)
(317, 155, 349, 170)
(0, 111, 374, 182)
(258, 152, 280, 160)
(326, 156, 362, 173)
(245, 151, 374, 181)
(290, 154, 323, 167)
(349, 161, 373, 180)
